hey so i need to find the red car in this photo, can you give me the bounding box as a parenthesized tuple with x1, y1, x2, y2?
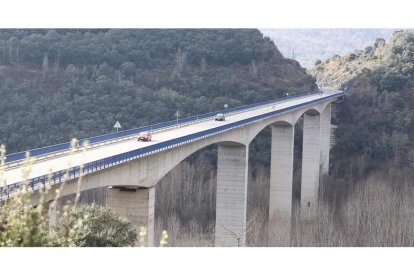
(137, 131, 152, 142)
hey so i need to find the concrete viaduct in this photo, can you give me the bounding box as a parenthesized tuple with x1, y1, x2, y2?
(1, 89, 343, 246)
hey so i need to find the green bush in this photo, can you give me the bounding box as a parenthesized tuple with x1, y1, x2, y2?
(52, 204, 137, 247)
(0, 193, 54, 247)
(0, 190, 138, 246)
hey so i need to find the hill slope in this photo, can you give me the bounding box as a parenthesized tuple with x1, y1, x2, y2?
(309, 31, 414, 179)
(0, 29, 315, 153)
(308, 37, 391, 89)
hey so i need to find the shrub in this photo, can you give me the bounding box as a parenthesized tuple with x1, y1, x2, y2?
(0, 190, 54, 247)
(52, 204, 137, 247)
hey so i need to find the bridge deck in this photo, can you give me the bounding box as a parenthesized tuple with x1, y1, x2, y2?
(3, 89, 342, 186)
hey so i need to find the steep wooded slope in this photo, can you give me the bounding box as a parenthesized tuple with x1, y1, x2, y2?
(0, 29, 315, 153)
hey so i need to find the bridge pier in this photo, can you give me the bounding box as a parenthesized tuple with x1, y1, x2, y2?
(268, 123, 294, 241)
(320, 104, 331, 175)
(215, 143, 248, 247)
(301, 112, 321, 211)
(106, 186, 155, 247)
(43, 200, 58, 231)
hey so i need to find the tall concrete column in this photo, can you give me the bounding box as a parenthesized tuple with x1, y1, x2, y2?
(320, 104, 331, 175)
(269, 123, 294, 221)
(215, 142, 248, 247)
(43, 200, 58, 231)
(301, 112, 321, 210)
(106, 186, 155, 247)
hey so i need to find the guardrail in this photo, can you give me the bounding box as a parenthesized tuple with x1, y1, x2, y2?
(0, 91, 343, 200)
(4, 90, 321, 167)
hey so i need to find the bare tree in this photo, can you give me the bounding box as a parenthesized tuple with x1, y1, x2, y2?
(201, 56, 207, 72)
(174, 48, 187, 73)
(54, 49, 60, 73)
(251, 60, 258, 76)
(42, 53, 49, 72)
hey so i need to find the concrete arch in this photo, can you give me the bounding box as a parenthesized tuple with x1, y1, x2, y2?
(303, 108, 320, 116)
(292, 100, 330, 122)
(150, 139, 246, 186)
(244, 101, 330, 145)
(36, 133, 248, 203)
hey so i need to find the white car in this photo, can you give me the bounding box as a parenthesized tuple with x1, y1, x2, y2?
(137, 131, 152, 142)
(215, 113, 225, 121)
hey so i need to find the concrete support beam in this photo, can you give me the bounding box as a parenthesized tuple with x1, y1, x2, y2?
(320, 104, 331, 175)
(106, 186, 155, 247)
(43, 200, 58, 231)
(215, 143, 248, 247)
(269, 123, 294, 221)
(301, 113, 321, 210)
(48, 204, 58, 231)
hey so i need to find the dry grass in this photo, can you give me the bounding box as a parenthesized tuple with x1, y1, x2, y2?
(154, 155, 414, 247)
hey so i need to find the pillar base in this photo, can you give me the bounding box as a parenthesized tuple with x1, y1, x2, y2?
(106, 186, 155, 247)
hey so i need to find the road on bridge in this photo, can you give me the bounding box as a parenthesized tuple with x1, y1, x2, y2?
(3, 89, 340, 186)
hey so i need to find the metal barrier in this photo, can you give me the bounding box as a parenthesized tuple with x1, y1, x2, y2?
(0, 91, 343, 199)
(4, 90, 320, 165)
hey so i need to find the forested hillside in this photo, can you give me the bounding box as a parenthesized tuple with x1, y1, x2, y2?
(311, 31, 414, 181)
(0, 29, 315, 154)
